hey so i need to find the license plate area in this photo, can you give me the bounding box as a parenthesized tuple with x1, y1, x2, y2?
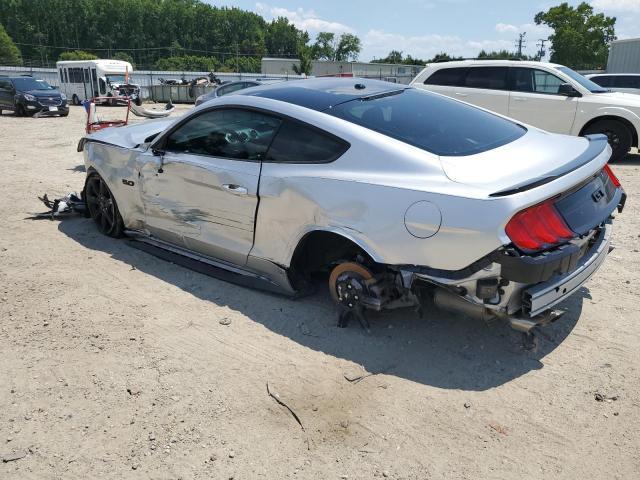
(555, 170, 619, 235)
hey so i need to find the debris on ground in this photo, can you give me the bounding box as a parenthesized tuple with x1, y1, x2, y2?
(594, 392, 619, 402)
(488, 422, 508, 435)
(29, 192, 86, 220)
(1, 451, 27, 463)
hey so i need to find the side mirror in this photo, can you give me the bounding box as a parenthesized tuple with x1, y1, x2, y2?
(559, 83, 581, 97)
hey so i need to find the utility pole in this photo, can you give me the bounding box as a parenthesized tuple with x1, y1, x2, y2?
(536, 39, 547, 61)
(515, 32, 526, 58)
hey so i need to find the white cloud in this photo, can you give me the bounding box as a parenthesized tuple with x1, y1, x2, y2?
(591, 0, 640, 13)
(495, 23, 518, 34)
(255, 3, 354, 35)
(362, 29, 515, 61)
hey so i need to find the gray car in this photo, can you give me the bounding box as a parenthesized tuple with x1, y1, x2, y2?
(194, 80, 282, 106)
(77, 78, 625, 337)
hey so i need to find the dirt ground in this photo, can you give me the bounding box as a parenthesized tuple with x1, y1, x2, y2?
(0, 104, 639, 480)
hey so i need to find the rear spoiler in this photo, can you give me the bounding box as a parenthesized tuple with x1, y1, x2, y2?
(489, 134, 609, 197)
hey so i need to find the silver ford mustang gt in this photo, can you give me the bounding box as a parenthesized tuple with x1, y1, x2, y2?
(78, 78, 625, 334)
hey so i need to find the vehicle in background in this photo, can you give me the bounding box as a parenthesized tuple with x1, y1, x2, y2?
(77, 78, 625, 339)
(56, 59, 142, 106)
(586, 73, 640, 95)
(194, 80, 283, 106)
(411, 60, 640, 162)
(0, 75, 69, 117)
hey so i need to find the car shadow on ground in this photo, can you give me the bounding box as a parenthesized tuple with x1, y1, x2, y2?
(57, 217, 585, 391)
(617, 153, 640, 165)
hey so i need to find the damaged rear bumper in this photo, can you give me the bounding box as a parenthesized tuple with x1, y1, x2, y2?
(522, 222, 612, 316)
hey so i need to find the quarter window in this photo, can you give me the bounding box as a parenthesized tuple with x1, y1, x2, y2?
(424, 67, 468, 87)
(463, 67, 509, 90)
(165, 108, 281, 160)
(512, 68, 565, 94)
(266, 121, 349, 163)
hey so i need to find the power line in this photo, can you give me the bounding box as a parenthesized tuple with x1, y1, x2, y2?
(12, 42, 298, 58)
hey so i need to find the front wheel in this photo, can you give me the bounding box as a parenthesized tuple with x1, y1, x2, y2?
(583, 119, 632, 162)
(84, 173, 124, 237)
(72, 94, 80, 106)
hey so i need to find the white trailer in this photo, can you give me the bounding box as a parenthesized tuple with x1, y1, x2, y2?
(56, 59, 140, 105)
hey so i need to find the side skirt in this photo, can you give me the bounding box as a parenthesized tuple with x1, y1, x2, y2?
(125, 231, 297, 297)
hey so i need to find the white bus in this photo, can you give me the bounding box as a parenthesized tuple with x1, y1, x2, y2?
(56, 59, 141, 105)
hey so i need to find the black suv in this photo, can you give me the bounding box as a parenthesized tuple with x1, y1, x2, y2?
(0, 75, 69, 117)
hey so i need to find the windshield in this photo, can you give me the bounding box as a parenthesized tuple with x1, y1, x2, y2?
(556, 66, 608, 93)
(327, 88, 526, 156)
(12, 78, 53, 91)
(106, 75, 127, 84)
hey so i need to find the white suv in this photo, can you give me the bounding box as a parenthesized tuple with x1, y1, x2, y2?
(411, 60, 640, 161)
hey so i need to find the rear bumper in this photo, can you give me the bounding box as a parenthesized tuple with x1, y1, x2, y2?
(522, 222, 612, 317)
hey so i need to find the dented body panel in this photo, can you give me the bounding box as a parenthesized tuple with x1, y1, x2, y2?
(80, 78, 621, 320)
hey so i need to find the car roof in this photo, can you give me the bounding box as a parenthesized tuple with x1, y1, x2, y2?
(427, 60, 564, 68)
(587, 73, 640, 76)
(238, 77, 407, 111)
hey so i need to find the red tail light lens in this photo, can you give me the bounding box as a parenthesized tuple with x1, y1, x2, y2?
(505, 200, 574, 251)
(604, 164, 621, 188)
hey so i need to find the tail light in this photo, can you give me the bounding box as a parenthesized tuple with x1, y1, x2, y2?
(604, 164, 621, 188)
(505, 200, 574, 251)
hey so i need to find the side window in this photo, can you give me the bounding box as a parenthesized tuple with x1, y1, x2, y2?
(64, 69, 68, 84)
(463, 67, 508, 90)
(512, 68, 565, 94)
(266, 121, 349, 163)
(217, 83, 246, 97)
(591, 76, 613, 87)
(424, 67, 468, 86)
(165, 108, 281, 160)
(0, 79, 9, 90)
(616, 76, 640, 89)
(99, 78, 106, 95)
(59, 68, 64, 83)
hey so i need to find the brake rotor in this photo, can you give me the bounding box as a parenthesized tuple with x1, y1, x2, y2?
(328, 262, 374, 304)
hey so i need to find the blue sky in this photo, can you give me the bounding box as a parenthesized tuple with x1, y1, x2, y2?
(209, 0, 640, 61)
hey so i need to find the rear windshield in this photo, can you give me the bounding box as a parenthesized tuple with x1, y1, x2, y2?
(327, 88, 526, 156)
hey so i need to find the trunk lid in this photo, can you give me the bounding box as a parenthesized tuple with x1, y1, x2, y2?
(438, 129, 610, 195)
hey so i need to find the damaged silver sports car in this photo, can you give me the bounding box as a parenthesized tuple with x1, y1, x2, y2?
(77, 78, 625, 335)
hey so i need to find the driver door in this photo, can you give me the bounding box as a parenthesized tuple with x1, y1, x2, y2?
(139, 108, 282, 266)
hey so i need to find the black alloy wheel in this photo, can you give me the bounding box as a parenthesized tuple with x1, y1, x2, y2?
(85, 174, 124, 237)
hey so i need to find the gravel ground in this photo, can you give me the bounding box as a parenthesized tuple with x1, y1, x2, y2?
(0, 104, 639, 480)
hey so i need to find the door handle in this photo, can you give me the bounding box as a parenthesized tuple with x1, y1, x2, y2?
(455, 92, 468, 97)
(222, 184, 248, 195)
(513, 97, 527, 101)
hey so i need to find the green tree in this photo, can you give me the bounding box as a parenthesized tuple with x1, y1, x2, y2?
(112, 51, 135, 68)
(535, 2, 616, 69)
(292, 45, 312, 75)
(311, 32, 361, 61)
(312, 32, 336, 60)
(58, 50, 98, 61)
(477, 49, 527, 60)
(334, 33, 361, 61)
(266, 17, 309, 57)
(155, 55, 222, 72)
(428, 52, 464, 63)
(372, 50, 404, 64)
(0, 22, 21, 65)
